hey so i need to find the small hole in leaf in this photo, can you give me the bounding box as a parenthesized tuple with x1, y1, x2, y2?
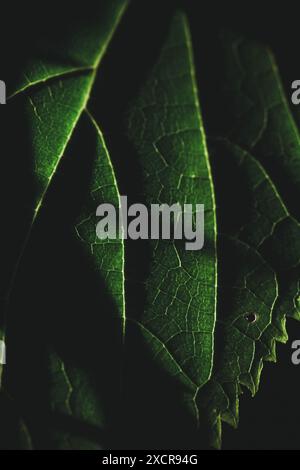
(244, 312, 257, 324)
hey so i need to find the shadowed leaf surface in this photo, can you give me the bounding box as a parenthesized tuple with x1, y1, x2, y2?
(2, 2, 300, 451)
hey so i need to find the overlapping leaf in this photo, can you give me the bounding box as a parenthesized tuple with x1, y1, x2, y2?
(1, 0, 128, 339)
(123, 14, 280, 446)
(2, 0, 128, 449)
(197, 31, 300, 446)
(2, 4, 299, 451)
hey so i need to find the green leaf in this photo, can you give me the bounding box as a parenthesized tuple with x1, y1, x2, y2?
(44, 112, 125, 449)
(120, 17, 299, 447)
(125, 12, 217, 396)
(3, 4, 300, 451)
(200, 137, 300, 446)
(123, 13, 277, 446)
(8, 2, 128, 99)
(6, 109, 125, 450)
(203, 30, 300, 222)
(2, 1, 128, 449)
(1, 0, 127, 330)
(75, 112, 125, 330)
(195, 31, 300, 446)
(196, 236, 277, 448)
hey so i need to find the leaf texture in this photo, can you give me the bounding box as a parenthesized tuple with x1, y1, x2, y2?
(2, 3, 300, 451)
(2, 0, 128, 449)
(125, 12, 217, 399)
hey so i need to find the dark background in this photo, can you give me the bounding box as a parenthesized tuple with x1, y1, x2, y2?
(1, 0, 300, 450)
